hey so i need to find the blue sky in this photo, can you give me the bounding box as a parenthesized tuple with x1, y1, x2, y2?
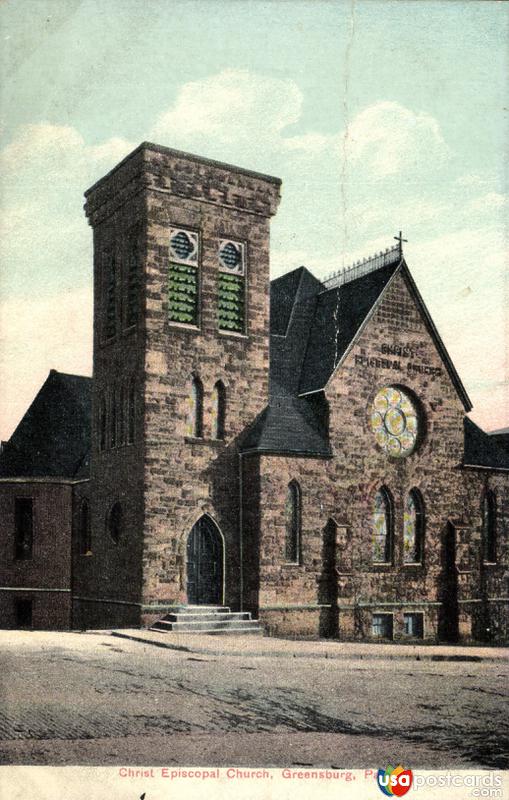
(0, 0, 508, 437)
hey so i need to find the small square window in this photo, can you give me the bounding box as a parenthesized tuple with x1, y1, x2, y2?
(372, 613, 393, 639)
(404, 613, 424, 638)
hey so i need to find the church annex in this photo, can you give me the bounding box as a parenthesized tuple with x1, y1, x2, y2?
(0, 142, 508, 642)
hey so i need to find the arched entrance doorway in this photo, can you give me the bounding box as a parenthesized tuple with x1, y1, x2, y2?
(186, 515, 224, 605)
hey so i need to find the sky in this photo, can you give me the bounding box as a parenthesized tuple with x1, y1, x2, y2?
(0, 0, 508, 439)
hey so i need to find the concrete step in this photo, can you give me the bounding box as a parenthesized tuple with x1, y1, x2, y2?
(148, 623, 264, 636)
(183, 606, 231, 614)
(148, 605, 264, 636)
(204, 627, 264, 636)
(151, 618, 262, 633)
(161, 611, 251, 624)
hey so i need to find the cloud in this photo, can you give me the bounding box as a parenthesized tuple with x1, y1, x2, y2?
(0, 73, 507, 435)
(151, 69, 304, 163)
(342, 101, 449, 177)
(0, 123, 134, 296)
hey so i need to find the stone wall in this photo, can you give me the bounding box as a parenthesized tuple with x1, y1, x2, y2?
(140, 147, 280, 620)
(84, 143, 281, 625)
(250, 270, 508, 641)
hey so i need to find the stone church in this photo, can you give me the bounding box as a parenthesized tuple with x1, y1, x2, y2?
(1, 142, 508, 642)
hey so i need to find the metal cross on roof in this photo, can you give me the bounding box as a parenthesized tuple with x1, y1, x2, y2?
(394, 230, 408, 254)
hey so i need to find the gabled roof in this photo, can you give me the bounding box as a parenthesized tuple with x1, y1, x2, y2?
(245, 248, 475, 457)
(0, 370, 92, 479)
(298, 261, 400, 395)
(464, 418, 509, 471)
(239, 394, 331, 458)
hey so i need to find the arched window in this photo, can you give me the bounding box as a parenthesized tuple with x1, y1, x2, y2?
(110, 389, 118, 448)
(212, 380, 226, 439)
(404, 489, 425, 564)
(107, 502, 122, 545)
(79, 500, 92, 555)
(119, 385, 126, 446)
(127, 381, 135, 445)
(99, 395, 107, 451)
(482, 490, 497, 563)
(285, 481, 301, 563)
(187, 376, 203, 438)
(373, 487, 394, 563)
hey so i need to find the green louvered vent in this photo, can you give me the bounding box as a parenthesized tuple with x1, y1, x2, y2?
(168, 262, 198, 326)
(218, 273, 245, 333)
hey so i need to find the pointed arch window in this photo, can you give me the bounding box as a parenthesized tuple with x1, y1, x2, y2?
(119, 385, 126, 446)
(372, 487, 394, 563)
(110, 388, 118, 448)
(104, 251, 117, 339)
(482, 490, 497, 563)
(212, 380, 226, 439)
(285, 481, 301, 564)
(107, 502, 122, 545)
(127, 381, 135, 445)
(79, 500, 92, 555)
(99, 395, 107, 452)
(126, 229, 140, 328)
(187, 376, 203, 438)
(404, 489, 425, 564)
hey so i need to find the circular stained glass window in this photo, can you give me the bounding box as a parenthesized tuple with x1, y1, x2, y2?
(370, 386, 419, 457)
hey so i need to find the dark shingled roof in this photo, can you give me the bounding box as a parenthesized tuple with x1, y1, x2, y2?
(0, 370, 91, 479)
(464, 418, 509, 471)
(243, 261, 400, 457)
(239, 394, 331, 457)
(298, 261, 399, 395)
(488, 428, 509, 456)
(243, 252, 475, 457)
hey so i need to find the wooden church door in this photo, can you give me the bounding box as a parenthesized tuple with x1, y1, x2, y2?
(186, 516, 223, 605)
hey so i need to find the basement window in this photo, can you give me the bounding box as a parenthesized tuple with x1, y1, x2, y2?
(404, 613, 424, 638)
(15, 598, 33, 628)
(372, 613, 393, 639)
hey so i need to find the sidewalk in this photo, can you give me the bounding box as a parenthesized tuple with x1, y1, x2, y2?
(109, 628, 509, 662)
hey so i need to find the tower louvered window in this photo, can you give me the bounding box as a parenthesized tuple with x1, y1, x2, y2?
(104, 252, 117, 339)
(218, 240, 245, 333)
(168, 228, 199, 326)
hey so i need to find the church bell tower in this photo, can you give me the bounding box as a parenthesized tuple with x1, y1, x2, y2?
(82, 142, 281, 627)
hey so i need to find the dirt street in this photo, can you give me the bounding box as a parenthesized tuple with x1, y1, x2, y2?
(0, 632, 507, 769)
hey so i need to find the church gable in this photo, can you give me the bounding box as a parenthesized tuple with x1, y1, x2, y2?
(325, 262, 472, 414)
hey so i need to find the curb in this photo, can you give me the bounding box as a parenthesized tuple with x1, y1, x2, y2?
(110, 631, 507, 662)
